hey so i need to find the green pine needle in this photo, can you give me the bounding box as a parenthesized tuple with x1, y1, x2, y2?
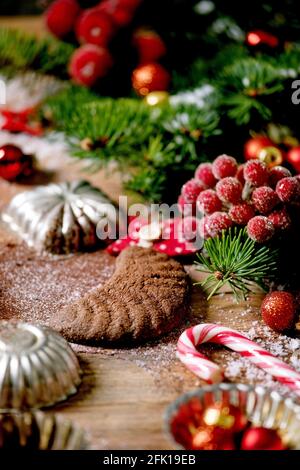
(195, 228, 278, 301)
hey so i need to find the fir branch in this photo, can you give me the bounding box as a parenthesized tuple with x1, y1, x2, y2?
(195, 228, 278, 300)
(0, 28, 74, 76)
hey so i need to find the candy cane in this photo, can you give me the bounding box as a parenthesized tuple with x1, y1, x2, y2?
(177, 323, 300, 394)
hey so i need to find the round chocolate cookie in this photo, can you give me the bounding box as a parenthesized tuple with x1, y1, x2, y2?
(52, 247, 190, 344)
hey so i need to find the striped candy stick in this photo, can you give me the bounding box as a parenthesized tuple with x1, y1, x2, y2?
(177, 323, 300, 394)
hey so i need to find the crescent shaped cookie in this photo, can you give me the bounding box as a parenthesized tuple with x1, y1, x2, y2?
(51, 247, 190, 344)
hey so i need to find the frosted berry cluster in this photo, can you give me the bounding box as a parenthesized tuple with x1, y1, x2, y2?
(178, 155, 300, 243)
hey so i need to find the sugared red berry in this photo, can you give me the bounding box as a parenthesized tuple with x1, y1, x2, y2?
(195, 163, 217, 188)
(247, 216, 275, 243)
(261, 291, 297, 332)
(251, 186, 279, 214)
(45, 0, 80, 38)
(181, 178, 206, 203)
(276, 177, 300, 203)
(268, 207, 291, 231)
(216, 177, 242, 204)
(181, 216, 199, 241)
(75, 8, 115, 47)
(212, 155, 238, 179)
(229, 203, 255, 225)
(177, 195, 195, 216)
(198, 216, 210, 240)
(236, 164, 245, 185)
(268, 166, 292, 188)
(197, 189, 222, 215)
(206, 212, 233, 237)
(244, 160, 269, 187)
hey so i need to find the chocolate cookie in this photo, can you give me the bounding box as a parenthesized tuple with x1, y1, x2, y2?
(52, 247, 190, 344)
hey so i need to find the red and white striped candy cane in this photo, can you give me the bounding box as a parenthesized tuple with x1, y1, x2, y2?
(177, 323, 300, 394)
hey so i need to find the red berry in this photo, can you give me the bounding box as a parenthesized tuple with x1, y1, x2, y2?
(206, 212, 233, 237)
(68, 44, 113, 86)
(269, 166, 292, 188)
(212, 155, 238, 179)
(133, 28, 166, 64)
(276, 177, 300, 203)
(216, 177, 242, 204)
(244, 160, 269, 187)
(181, 178, 206, 203)
(45, 0, 80, 38)
(132, 63, 170, 96)
(261, 291, 297, 332)
(251, 186, 279, 214)
(75, 8, 115, 47)
(286, 146, 300, 173)
(177, 195, 195, 216)
(195, 163, 217, 188)
(247, 216, 275, 243)
(181, 216, 199, 241)
(229, 203, 255, 225)
(236, 164, 245, 185)
(268, 207, 291, 231)
(198, 216, 210, 240)
(197, 189, 222, 215)
(244, 135, 273, 161)
(241, 427, 285, 450)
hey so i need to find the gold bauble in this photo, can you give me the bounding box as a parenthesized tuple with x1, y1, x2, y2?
(258, 146, 283, 167)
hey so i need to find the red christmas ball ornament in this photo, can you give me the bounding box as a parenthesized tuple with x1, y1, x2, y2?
(97, 0, 140, 28)
(75, 8, 115, 47)
(244, 135, 274, 161)
(68, 44, 113, 86)
(286, 146, 300, 173)
(133, 28, 167, 64)
(241, 427, 285, 450)
(246, 30, 279, 48)
(0, 144, 32, 181)
(261, 291, 297, 332)
(45, 0, 80, 38)
(191, 425, 235, 450)
(132, 63, 170, 96)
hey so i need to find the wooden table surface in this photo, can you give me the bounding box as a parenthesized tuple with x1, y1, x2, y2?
(0, 16, 293, 450)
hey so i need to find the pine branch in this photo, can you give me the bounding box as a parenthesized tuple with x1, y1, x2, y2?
(195, 228, 278, 300)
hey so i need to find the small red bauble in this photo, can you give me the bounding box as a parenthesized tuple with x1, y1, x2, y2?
(241, 427, 285, 450)
(244, 160, 269, 187)
(181, 178, 206, 203)
(269, 166, 292, 188)
(45, 0, 80, 38)
(133, 28, 166, 64)
(206, 212, 233, 237)
(286, 146, 300, 173)
(276, 177, 300, 203)
(216, 177, 242, 204)
(247, 215, 275, 243)
(191, 426, 235, 450)
(197, 189, 222, 215)
(0, 144, 29, 181)
(268, 207, 291, 231)
(246, 30, 279, 48)
(244, 135, 274, 161)
(75, 8, 115, 47)
(212, 155, 238, 179)
(261, 291, 297, 332)
(251, 186, 279, 214)
(195, 162, 217, 188)
(132, 63, 170, 96)
(68, 44, 113, 86)
(229, 203, 255, 225)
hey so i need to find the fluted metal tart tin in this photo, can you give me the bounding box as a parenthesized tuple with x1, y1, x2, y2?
(0, 322, 81, 410)
(0, 410, 89, 449)
(1, 180, 117, 254)
(165, 383, 300, 449)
